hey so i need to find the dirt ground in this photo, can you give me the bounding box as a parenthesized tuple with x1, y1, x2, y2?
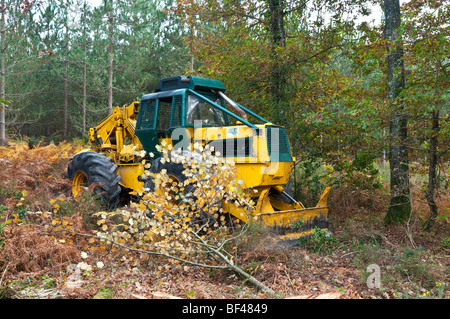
(0, 141, 448, 300)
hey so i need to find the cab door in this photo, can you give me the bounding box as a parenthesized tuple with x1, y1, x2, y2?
(135, 98, 160, 157)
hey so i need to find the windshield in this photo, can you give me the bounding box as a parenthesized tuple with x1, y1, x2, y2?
(186, 94, 228, 126)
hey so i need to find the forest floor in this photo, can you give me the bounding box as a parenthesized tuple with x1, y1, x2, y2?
(0, 140, 448, 300)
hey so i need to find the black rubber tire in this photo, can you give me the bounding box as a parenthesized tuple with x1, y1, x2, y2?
(145, 151, 197, 200)
(145, 151, 219, 227)
(65, 151, 122, 209)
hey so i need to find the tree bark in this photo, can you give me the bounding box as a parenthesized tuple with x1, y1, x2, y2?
(384, 0, 411, 223)
(0, 0, 5, 146)
(268, 0, 286, 48)
(63, 30, 68, 139)
(107, 0, 114, 114)
(424, 61, 444, 230)
(268, 0, 287, 120)
(424, 110, 439, 229)
(62, 0, 70, 139)
(82, 0, 87, 137)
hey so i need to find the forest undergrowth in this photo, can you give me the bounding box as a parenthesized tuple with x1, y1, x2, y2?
(0, 140, 448, 299)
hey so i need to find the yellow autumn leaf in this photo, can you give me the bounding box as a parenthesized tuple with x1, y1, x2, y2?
(138, 202, 146, 211)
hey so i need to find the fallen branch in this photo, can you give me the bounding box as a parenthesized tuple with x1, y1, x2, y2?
(0, 262, 12, 288)
(45, 225, 229, 270)
(45, 224, 276, 295)
(191, 231, 276, 295)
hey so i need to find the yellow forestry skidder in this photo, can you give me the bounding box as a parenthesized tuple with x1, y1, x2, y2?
(65, 75, 331, 243)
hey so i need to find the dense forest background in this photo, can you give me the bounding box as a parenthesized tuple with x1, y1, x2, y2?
(0, 0, 190, 140)
(0, 0, 449, 219)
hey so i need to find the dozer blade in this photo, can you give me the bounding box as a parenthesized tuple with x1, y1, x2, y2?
(258, 187, 331, 245)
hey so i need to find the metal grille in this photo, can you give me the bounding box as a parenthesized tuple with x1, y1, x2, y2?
(170, 95, 183, 127)
(266, 126, 291, 162)
(209, 138, 252, 158)
(157, 97, 172, 132)
(136, 99, 156, 130)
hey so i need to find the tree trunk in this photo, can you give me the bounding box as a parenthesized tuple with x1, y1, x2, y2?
(268, 0, 286, 48)
(383, 0, 411, 223)
(107, 0, 113, 114)
(268, 0, 286, 119)
(64, 38, 68, 139)
(63, 1, 69, 140)
(0, 0, 5, 146)
(82, 0, 87, 137)
(424, 109, 439, 229)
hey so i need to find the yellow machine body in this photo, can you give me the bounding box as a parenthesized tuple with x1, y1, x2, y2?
(69, 76, 331, 243)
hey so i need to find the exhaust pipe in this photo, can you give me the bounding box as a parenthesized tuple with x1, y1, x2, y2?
(216, 91, 248, 120)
